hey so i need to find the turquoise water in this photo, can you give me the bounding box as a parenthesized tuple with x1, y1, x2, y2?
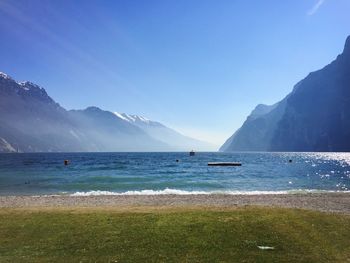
(0, 152, 349, 195)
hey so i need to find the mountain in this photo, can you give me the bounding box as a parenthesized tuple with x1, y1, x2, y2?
(69, 107, 169, 152)
(113, 113, 214, 151)
(0, 73, 86, 152)
(220, 35, 350, 152)
(0, 73, 209, 152)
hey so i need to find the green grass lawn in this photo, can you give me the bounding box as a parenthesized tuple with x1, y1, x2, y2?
(0, 207, 349, 263)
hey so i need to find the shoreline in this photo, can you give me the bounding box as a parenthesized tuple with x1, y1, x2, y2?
(1, 192, 350, 214)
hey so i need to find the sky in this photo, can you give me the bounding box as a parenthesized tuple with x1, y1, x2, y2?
(0, 0, 349, 147)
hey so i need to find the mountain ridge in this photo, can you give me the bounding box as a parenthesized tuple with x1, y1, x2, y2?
(220, 35, 350, 152)
(0, 73, 213, 152)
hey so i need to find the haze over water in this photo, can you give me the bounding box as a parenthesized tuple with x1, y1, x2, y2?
(0, 152, 349, 196)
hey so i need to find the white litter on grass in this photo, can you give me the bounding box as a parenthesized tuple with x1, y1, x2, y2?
(257, 246, 275, 250)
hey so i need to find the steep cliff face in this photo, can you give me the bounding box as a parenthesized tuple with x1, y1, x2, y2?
(271, 36, 350, 151)
(0, 74, 86, 152)
(221, 35, 350, 152)
(220, 100, 286, 151)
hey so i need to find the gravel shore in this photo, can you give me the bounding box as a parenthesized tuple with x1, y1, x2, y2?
(1, 193, 350, 213)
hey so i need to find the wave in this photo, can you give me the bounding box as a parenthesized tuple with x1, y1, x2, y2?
(69, 188, 350, 196)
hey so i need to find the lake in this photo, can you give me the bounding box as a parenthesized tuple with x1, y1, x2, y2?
(0, 152, 349, 195)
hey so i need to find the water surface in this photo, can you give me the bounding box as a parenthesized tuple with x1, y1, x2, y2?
(0, 152, 349, 195)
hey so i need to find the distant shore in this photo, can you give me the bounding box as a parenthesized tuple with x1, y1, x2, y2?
(1, 193, 349, 214)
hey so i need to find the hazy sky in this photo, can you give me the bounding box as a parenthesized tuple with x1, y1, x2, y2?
(0, 0, 349, 147)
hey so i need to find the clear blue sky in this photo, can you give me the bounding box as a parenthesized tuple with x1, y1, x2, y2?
(0, 0, 349, 147)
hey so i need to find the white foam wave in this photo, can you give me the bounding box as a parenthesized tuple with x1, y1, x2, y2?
(69, 188, 350, 196)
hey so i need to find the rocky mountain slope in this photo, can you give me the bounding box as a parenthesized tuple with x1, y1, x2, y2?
(0, 73, 210, 152)
(221, 35, 350, 152)
(113, 113, 212, 151)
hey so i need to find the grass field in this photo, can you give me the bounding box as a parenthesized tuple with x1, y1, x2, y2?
(0, 207, 349, 262)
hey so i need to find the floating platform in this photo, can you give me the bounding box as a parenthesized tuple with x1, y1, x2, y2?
(208, 162, 241, 166)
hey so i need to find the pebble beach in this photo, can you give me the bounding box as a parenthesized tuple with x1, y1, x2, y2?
(1, 193, 349, 214)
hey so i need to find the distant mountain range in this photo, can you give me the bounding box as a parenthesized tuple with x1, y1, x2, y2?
(0, 73, 212, 152)
(221, 35, 350, 152)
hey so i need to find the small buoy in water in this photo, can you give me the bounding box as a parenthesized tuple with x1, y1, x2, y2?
(289, 159, 292, 163)
(64, 160, 69, 165)
(176, 159, 179, 162)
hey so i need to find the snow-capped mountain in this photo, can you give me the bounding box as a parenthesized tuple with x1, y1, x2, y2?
(114, 112, 214, 151)
(0, 72, 213, 152)
(114, 113, 152, 124)
(69, 107, 169, 152)
(0, 72, 85, 152)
